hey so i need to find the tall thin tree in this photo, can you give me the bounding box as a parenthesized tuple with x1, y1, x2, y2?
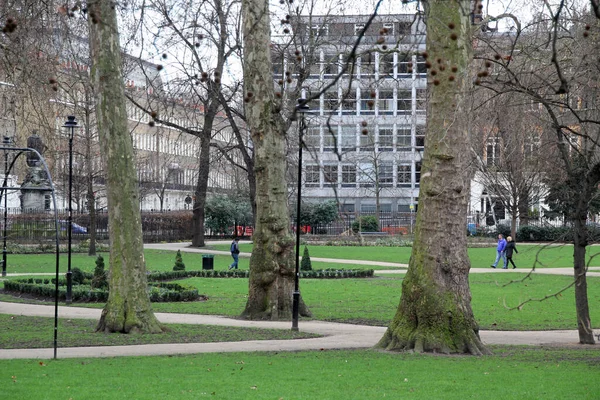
(88, 0, 163, 333)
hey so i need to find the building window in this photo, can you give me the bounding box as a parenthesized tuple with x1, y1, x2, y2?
(378, 90, 394, 115)
(305, 126, 320, 149)
(416, 55, 427, 74)
(486, 136, 500, 167)
(323, 91, 338, 114)
(305, 165, 320, 187)
(323, 164, 338, 186)
(341, 164, 356, 187)
(340, 125, 356, 151)
(415, 162, 422, 185)
(398, 53, 412, 75)
(341, 203, 355, 213)
(310, 24, 328, 39)
(380, 203, 392, 213)
(359, 130, 374, 151)
(416, 126, 425, 148)
(358, 162, 374, 187)
(398, 21, 411, 35)
(379, 52, 395, 76)
(397, 126, 411, 150)
(354, 23, 365, 36)
(341, 90, 356, 115)
(383, 22, 394, 35)
(416, 89, 427, 112)
(323, 125, 337, 151)
(360, 89, 375, 115)
(397, 164, 411, 186)
(379, 162, 393, 187)
(360, 203, 376, 213)
(360, 52, 375, 76)
(378, 126, 394, 150)
(397, 90, 412, 113)
(323, 53, 338, 76)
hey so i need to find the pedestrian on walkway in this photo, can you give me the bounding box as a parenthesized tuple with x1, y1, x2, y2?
(490, 234, 507, 269)
(228, 237, 240, 270)
(505, 236, 518, 269)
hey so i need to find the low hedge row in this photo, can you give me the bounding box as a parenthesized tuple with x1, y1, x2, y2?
(490, 224, 600, 242)
(148, 268, 374, 281)
(3, 279, 200, 303)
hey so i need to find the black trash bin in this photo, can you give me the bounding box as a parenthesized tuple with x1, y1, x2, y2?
(202, 254, 214, 270)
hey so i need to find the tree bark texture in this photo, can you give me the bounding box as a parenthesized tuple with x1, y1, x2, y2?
(240, 0, 310, 320)
(378, 0, 489, 355)
(88, 0, 163, 333)
(570, 182, 595, 344)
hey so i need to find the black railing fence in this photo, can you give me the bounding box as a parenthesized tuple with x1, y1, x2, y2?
(0, 207, 570, 244)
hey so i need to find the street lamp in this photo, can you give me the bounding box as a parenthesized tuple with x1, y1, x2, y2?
(63, 116, 78, 304)
(1, 136, 12, 277)
(292, 98, 310, 331)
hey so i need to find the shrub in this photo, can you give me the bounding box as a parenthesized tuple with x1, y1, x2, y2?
(91, 255, 107, 289)
(300, 246, 312, 271)
(351, 216, 379, 233)
(71, 267, 86, 284)
(173, 250, 186, 271)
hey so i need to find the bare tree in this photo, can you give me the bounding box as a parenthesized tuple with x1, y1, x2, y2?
(475, 1, 598, 344)
(473, 94, 551, 237)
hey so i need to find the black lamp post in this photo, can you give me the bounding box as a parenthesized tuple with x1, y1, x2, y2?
(1, 136, 12, 277)
(292, 98, 310, 331)
(64, 116, 78, 304)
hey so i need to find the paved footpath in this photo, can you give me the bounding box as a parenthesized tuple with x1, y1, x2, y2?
(0, 242, 596, 359)
(0, 301, 588, 360)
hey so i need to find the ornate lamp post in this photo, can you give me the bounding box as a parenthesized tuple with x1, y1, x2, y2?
(63, 116, 78, 304)
(1, 136, 13, 277)
(292, 98, 310, 331)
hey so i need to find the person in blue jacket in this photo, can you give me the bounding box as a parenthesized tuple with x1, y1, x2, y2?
(490, 233, 507, 269)
(228, 237, 240, 270)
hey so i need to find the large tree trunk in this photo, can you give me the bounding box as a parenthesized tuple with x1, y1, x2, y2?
(378, 0, 489, 355)
(88, 0, 163, 333)
(240, 0, 310, 320)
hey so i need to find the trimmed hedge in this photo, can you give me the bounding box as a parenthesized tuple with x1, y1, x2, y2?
(3, 278, 200, 303)
(148, 268, 374, 281)
(485, 224, 600, 242)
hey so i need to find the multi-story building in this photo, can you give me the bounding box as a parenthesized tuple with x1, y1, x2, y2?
(279, 14, 427, 218)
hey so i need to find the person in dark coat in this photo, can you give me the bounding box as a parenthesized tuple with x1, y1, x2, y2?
(505, 236, 518, 269)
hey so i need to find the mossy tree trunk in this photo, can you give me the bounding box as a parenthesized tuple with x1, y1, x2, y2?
(240, 0, 310, 320)
(88, 0, 163, 333)
(378, 0, 489, 355)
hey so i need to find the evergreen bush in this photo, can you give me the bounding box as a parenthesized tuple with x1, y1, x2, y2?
(301, 246, 312, 271)
(91, 255, 107, 289)
(351, 216, 379, 233)
(173, 250, 186, 271)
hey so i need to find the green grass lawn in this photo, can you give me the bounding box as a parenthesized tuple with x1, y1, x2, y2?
(2, 273, 598, 330)
(3, 243, 596, 275)
(215, 242, 600, 269)
(0, 314, 317, 349)
(2, 348, 599, 399)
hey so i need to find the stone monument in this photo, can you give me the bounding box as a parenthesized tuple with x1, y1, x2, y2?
(21, 131, 50, 211)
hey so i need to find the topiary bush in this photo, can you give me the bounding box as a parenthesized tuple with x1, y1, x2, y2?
(301, 246, 312, 271)
(173, 250, 186, 271)
(91, 255, 107, 289)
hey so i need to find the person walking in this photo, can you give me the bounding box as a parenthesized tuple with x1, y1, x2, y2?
(228, 237, 240, 270)
(490, 233, 507, 269)
(505, 236, 518, 269)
